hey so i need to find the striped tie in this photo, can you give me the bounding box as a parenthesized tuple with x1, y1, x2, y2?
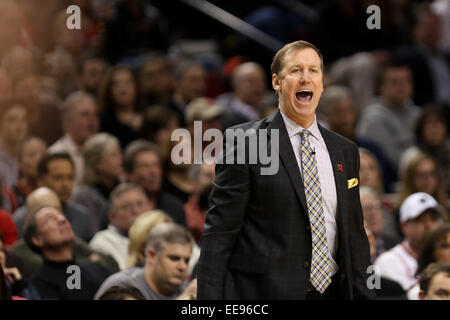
(300, 130, 332, 293)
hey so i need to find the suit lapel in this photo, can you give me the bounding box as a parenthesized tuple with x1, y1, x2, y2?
(266, 111, 308, 214)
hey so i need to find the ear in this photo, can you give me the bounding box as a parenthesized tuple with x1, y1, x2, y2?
(147, 248, 156, 265)
(107, 211, 115, 222)
(31, 235, 44, 249)
(400, 221, 407, 237)
(272, 73, 281, 92)
(418, 290, 426, 300)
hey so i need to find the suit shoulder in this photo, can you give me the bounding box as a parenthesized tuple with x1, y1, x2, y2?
(320, 126, 358, 151)
(226, 117, 269, 132)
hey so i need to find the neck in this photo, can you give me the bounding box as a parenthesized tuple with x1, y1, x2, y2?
(0, 138, 18, 158)
(173, 92, 188, 106)
(385, 97, 406, 110)
(68, 133, 84, 149)
(19, 176, 38, 192)
(42, 245, 73, 262)
(96, 175, 118, 190)
(170, 168, 190, 180)
(116, 104, 134, 113)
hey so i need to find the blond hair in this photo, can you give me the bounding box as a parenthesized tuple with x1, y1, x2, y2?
(126, 210, 173, 267)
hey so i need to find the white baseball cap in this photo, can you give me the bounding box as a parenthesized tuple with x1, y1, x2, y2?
(400, 192, 441, 223)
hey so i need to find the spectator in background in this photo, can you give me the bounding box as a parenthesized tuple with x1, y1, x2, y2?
(359, 148, 385, 196)
(24, 206, 112, 300)
(397, 151, 448, 217)
(395, 3, 450, 106)
(11, 137, 47, 209)
(14, 73, 63, 146)
(18, 153, 96, 242)
(360, 186, 401, 262)
(95, 222, 195, 300)
(0, 69, 12, 106)
(76, 52, 108, 97)
(139, 106, 179, 158)
(162, 138, 195, 204)
(48, 91, 100, 185)
(319, 86, 396, 191)
(98, 285, 146, 300)
(329, 51, 390, 112)
(11, 187, 118, 281)
(43, 8, 87, 99)
(184, 163, 215, 243)
(89, 183, 151, 270)
(0, 234, 26, 299)
(139, 54, 174, 107)
(126, 210, 173, 268)
(0, 100, 28, 188)
(99, 64, 142, 148)
(13, 187, 61, 239)
(217, 62, 267, 129)
(51, 9, 87, 60)
(71, 133, 123, 231)
(357, 63, 420, 173)
(407, 224, 450, 299)
(418, 262, 450, 300)
(0, 209, 18, 246)
(124, 140, 186, 226)
(375, 192, 443, 292)
(417, 224, 450, 277)
(400, 107, 450, 200)
(185, 97, 224, 141)
(167, 61, 206, 127)
(1, 46, 36, 85)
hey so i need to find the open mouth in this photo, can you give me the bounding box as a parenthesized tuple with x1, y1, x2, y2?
(296, 90, 313, 104)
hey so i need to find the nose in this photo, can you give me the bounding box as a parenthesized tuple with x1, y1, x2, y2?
(178, 259, 188, 271)
(57, 214, 68, 224)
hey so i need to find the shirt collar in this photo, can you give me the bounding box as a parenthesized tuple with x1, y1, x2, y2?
(280, 110, 321, 141)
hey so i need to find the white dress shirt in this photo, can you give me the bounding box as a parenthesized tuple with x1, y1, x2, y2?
(281, 111, 339, 275)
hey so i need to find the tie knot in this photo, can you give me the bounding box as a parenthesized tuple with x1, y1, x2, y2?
(301, 130, 310, 140)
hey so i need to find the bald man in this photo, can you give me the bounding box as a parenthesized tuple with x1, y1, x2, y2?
(13, 187, 62, 238)
(217, 62, 271, 128)
(10, 188, 120, 280)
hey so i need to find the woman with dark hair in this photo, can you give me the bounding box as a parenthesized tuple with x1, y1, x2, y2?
(417, 224, 450, 276)
(397, 152, 448, 215)
(139, 105, 179, 158)
(407, 224, 450, 299)
(98, 64, 142, 148)
(400, 106, 450, 199)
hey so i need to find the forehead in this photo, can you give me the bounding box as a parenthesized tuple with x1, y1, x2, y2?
(161, 242, 192, 255)
(430, 272, 450, 289)
(74, 97, 96, 112)
(282, 48, 322, 69)
(4, 104, 27, 115)
(136, 150, 159, 163)
(116, 188, 146, 202)
(47, 158, 73, 172)
(36, 207, 62, 223)
(113, 69, 133, 80)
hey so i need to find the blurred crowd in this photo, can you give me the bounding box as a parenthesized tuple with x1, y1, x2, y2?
(0, 0, 449, 300)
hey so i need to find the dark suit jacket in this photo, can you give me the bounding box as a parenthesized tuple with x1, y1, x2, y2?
(197, 110, 374, 300)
